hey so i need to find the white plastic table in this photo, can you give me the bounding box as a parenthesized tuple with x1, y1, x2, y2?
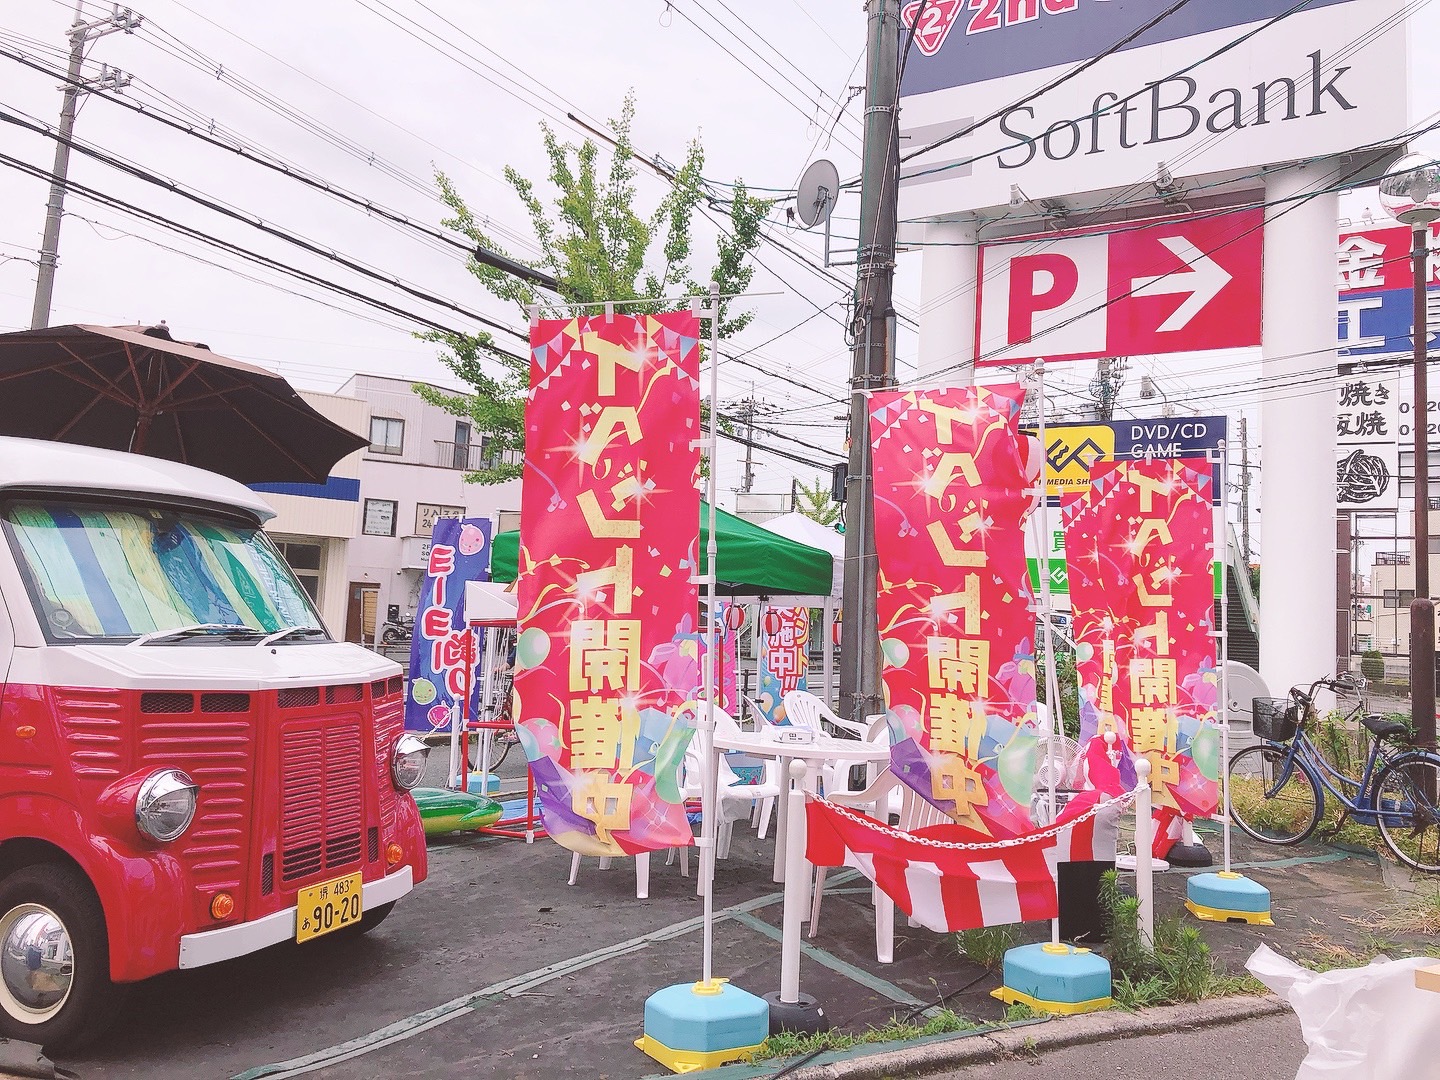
(712, 729, 890, 884)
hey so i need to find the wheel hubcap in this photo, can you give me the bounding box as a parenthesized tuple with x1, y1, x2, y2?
(0, 905, 73, 1023)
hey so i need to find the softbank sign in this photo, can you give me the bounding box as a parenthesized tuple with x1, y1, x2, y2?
(898, 0, 1409, 218)
(975, 210, 1264, 365)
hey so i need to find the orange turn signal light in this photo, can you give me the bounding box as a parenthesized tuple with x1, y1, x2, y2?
(14, 726, 35, 740)
(210, 892, 235, 920)
(385, 842, 404, 867)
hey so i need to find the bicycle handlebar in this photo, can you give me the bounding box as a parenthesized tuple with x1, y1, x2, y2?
(1290, 673, 1365, 705)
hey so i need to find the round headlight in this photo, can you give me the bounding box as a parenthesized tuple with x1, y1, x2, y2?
(135, 769, 199, 842)
(391, 733, 429, 791)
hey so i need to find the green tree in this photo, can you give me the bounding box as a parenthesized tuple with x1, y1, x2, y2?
(794, 477, 840, 527)
(416, 94, 770, 484)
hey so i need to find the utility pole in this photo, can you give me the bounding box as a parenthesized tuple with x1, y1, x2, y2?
(839, 0, 900, 723)
(1089, 357, 1126, 421)
(1239, 416, 1252, 565)
(728, 388, 778, 495)
(30, 1, 142, 330)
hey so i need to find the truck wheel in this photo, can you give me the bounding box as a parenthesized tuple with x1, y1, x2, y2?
(0, 864, 127, 1052)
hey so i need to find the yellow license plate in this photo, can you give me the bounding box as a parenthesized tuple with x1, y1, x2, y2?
(295, 871, 363, 943)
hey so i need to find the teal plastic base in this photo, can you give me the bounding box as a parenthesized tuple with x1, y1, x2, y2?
(642, 981, 769, 1058)
(1186, 872, 1273, 925)
(450, 772, 502, 795)
(994, 943, 1112, 1014)
(1187, 872, 1270, 913)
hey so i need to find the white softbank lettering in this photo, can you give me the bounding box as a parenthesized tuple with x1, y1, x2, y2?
(997, 51, 1357, 168)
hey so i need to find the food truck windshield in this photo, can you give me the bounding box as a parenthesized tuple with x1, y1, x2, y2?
(1, 498, 328, 643)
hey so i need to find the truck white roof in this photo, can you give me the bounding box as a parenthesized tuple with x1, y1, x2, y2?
(0, 436, 276, 523)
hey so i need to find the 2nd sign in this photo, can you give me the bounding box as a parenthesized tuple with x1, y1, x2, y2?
(976, 210, 1264, 366)
(296, 871, 363, 943)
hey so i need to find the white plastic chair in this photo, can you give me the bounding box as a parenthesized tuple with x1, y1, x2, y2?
(566, 747, 691, 898)
(783, 690, 891, 797)
(826, 713, 899, 812)
(682, 739, 782, 858)
(808, 769, 949, 964)
(784, 689, 867, 739)
(568, 847, 683, 899)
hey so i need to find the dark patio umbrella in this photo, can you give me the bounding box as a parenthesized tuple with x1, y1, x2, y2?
(0, 323, 367, 484)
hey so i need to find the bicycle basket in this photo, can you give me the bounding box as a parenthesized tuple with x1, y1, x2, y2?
(1252, 697, 1300, 742)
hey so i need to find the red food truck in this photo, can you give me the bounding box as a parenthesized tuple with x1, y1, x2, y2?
(0, 437, 428, 1049)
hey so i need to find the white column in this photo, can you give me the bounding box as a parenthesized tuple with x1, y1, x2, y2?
(1260, 164, 1339, 696)
(915, 217, 978, 385)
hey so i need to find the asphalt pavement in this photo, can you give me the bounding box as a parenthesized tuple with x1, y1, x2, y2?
(48, 745, 1432, 1080)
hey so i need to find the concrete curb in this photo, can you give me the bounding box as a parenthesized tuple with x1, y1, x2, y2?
(775, 994, 1292, 1079)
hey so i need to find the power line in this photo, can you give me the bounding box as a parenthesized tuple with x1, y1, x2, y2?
(665, 0, 862, 147)
(0, 103, 531, 344)
(680, 0, 864, 145)
(0, 43, 515, 264)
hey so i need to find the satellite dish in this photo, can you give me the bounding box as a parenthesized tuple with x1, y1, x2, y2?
(796, 159, 840, 228)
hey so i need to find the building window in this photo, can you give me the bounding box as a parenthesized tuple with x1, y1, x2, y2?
(363, 499, 397, 537)
(370, 416, 404, 455)
(276, 541, 323, 602)
(1384, 588, 1416, 609)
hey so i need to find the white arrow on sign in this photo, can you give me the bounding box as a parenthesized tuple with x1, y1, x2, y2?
(1130, 237, 1233, 332)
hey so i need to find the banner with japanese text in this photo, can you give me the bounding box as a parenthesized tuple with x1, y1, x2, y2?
(404, 517, 491, 733)
(513, 312, 701, 857)
(1063, 459, 1221, 831)
(756, 606, 810, 724)
(869, 385, 1042, 838)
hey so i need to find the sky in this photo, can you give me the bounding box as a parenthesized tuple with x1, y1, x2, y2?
(0, 0, 883, 506)
(0, 0, 1430, 557)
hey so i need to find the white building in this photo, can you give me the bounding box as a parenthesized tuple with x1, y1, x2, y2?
(246, 376, 519, 645)
(339, 373, 521, 644)
(250, 389, 368, 636)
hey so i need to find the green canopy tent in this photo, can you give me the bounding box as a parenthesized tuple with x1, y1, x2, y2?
(488, 500, 833, 597)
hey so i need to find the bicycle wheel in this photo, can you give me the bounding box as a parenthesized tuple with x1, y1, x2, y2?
(1374, 757, 1440, 872)
(465, 727, 513, 772)
(488, 728, 514, 771)
(1227, 745, 1322, 845)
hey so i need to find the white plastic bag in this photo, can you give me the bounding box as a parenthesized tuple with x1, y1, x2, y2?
(1247, 943, 1440, 1078)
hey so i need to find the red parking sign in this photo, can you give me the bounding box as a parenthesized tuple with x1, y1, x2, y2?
(976, 209, 1264, 366)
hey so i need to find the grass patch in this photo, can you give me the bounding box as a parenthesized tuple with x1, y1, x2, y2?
(751, 1009, 979, 1062)
(1099, 871, 1262, 1008)
(1353, 890, 1440, 935)
(955, 924, 1022, 969)
(1003, 1000, 1047, 1022)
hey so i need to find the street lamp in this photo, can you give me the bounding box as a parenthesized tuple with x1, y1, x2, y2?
(1379, 154, 1440, 751)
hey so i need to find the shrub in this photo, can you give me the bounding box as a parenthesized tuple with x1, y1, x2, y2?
(1098, 870, 1258, 1007)
(1361, 650, 1385, 684)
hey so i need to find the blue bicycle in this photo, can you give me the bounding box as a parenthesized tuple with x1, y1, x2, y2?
(1227, 675, 1440, 872)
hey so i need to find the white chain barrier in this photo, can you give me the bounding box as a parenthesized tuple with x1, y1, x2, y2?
(806, 788, 1136, 853)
